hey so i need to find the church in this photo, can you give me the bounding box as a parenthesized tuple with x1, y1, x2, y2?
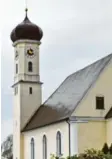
(10, 8, 112, 159)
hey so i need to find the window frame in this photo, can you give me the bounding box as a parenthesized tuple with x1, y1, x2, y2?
(96, 96, 105, 110)
(43, 135, 47, 159)
(29, 87, 33, 94)
(56, 131, 62, 157)
(31, 138, 35, 159)
(16, 63, 18, 74)
(28, 61, 33, 72)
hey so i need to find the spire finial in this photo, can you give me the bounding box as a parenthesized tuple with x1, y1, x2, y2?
(25, 8, 28, 17)
(25, 0, 28, 18)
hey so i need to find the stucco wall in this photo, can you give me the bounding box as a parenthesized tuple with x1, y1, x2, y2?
(23, 121, 69, 159)
(20, 82, 42, 129)
(13, 40, 42, 159)
(13, 84, 21, 159)
(106, 119, 112, 146)
(14, 41, 40, 83)
(78, 121, 106, 153)
(20, 135, 24, 159)
(72, 60, 112, 117)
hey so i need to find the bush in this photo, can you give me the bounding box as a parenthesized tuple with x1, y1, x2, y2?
(51, 145, 112, 159)
(102, 143, 109, 154)
(109, 144, 112, 155)
(50, 148, 112, 159)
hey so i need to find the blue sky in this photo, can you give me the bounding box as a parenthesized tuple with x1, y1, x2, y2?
(1, 0, 112, 142)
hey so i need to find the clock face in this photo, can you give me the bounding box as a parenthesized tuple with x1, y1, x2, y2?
(27, 48, 34, 57)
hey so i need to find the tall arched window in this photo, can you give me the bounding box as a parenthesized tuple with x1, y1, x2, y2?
(28, 62, 33, 72)
(43, 135, 47, 159)
(31, 138, 35, 159)
(56, 131, 61, 157)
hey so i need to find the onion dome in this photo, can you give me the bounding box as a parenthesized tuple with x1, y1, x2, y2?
(10, 9, 43, 42)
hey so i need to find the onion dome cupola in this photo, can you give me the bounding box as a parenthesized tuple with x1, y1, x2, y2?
(10, 8, 43, 42)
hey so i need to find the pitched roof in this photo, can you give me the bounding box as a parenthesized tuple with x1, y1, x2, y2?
(105, 107, 112, 119)
(23, 53, 112, 131)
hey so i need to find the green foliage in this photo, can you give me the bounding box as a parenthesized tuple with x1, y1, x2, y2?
(109, 144, 112, 155)
(102, 143, 109, 154)
(67, 155, 78, 159)
(50, 148, 112, 159)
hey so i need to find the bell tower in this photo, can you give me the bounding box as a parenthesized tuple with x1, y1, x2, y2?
(10, 9, 43, 159)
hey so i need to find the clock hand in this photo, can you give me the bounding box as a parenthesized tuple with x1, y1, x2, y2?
(29, 50, 32, 54)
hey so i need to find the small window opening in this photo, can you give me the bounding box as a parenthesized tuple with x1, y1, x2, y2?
(28, 62, 33, 72)
(96, 96, 104, 109)
(16, 64, 18, 74)
(29, 87, 32, 94)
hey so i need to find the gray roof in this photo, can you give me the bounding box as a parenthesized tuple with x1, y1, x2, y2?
(23, 53, 112, 131)
(105, 107, 112, 119)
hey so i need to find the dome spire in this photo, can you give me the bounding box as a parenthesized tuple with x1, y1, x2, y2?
(25, 0, 28, 18)
(10, 0, 43, 43)
(25, 8, 28, 19)
(10, 6, 43, 42)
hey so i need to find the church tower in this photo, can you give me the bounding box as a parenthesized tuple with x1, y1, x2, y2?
(10, 9, 43, 159)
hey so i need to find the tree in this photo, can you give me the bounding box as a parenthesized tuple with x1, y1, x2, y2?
(102, 143, 109, 154)
(109, 143, 112, 154)
(1, 134, 13, 159)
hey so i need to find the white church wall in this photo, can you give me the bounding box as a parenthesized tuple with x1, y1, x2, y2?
(23, 121, 69, 159)
(20, 82, 42, 129)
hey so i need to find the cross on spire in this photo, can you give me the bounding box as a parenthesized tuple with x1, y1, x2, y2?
(25, 0, 28, 17)
(25, 8, 28, 15)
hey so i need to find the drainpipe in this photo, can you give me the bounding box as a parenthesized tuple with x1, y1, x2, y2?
(66, 119, 71, 157)
(66, 117, 78, 156)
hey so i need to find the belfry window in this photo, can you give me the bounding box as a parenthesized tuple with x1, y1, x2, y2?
(43, 135, 47, 159)
(31, 138, 35, 159)
(56, 131, 62, 157)
(28, 61, 33, 72)
(16, 64, 18, 74)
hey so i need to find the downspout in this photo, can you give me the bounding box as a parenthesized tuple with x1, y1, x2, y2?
(66, 119, 71, 157)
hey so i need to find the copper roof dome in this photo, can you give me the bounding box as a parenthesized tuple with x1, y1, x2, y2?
(10, 9, 43, 42)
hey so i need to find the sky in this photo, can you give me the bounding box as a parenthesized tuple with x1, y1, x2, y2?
(1, 0, 112, 142)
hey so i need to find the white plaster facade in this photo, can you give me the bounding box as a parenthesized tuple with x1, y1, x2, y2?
(23, 121, 80, 159)
(13, 40, 42, 159)
(23, 122, 69, 159)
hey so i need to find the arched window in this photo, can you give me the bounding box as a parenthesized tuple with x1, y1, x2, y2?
(31, 138, 35, 159)
(56, 131, 61, 157)
(28, 62, 33, 72)
(43, 135, 47, 159)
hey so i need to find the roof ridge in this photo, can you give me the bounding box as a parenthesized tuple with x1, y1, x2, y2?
(105, 107, 112, 119)
(66, 53, 112, 79)
(42, 53, 112, 107)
